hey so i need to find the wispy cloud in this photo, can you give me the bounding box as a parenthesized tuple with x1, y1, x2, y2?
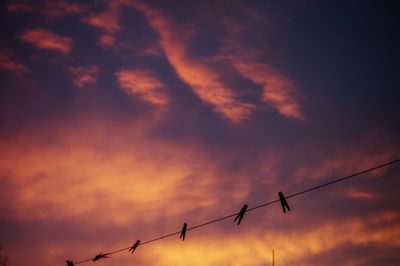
(19, 28, 73, 55)
(81, 2, 121, 49)
(233, 60, 303, 119)
(81, 8, 120, 33)
(0, 49, 29, 75)
(67, 66, 100, 88)
(217, 8, 304, 120)
(6, 0, 89, 18)
(131, 3, 253, 122)
(116, 69, 170, 106)
(144, 214, 400, 266)
(98, 34, 116, 48)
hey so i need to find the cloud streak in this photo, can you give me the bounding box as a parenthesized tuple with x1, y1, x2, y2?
(233, 60, 303, 119)
(19, 28, 72, 54)
(131, 2, 253, 122)
(6, 0, 89, 18)
(1, 1, 399, 266)
(67, 66, 100, 88)
(81, 2, 121, 49)
(0, 49, 29, 75)
(116, 69, 170, 106)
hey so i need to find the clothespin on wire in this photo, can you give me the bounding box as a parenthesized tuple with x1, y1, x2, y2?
(129, 240, 140, 253)
(66, 260, 74, 266)
(93, 252, 109, 262)
(278, 191, 291, 213)
(233, 204, 248, 225)
(180, 222, 188, 241)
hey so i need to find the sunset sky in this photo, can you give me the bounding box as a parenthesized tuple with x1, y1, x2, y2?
(1, 0, 400, 265)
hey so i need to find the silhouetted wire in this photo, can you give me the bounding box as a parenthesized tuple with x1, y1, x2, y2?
(73, 158, 400, 264)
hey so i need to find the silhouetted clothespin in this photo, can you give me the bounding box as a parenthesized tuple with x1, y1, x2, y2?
(180, 222, 187, 241)
(66, 260, 74, 266)
(278, 191, 291, 213)
(233, 204, 248, 225)
(93, 252, 109, 262)
(129, 240, 140, 253)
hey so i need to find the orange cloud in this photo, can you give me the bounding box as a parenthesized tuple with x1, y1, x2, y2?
(116, 69, 170, 106)
(345, 190, 378, 200)
(0, 116, 254, 227)
(215, 7, 303, 120)
(67, 66, 100, 88)
(1, 118, 399, 265)
(292, 138, 399, 184)
(129, 213, 400, 266)
(131, 3, 253, 122)
(99, 34, 116, 48)
(82, 9, 120, 33)
(19, 28, 72, 55)
(233, 60, 303, 119)
(81, 2, 121, 49)
(137, 44, 162, 57)
(0, 49, 29, 75)
(6, 0, 89, 18)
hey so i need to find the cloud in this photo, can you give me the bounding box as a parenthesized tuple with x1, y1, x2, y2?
(129, 1, 301, 121)
(233, 60, 303, 119)
(137, 212, 400, 266)
(217, 7, 304, 120)
(0, 117, 399, 265)
(98, 34, 116, 48)
(81, 2, 121, 49)
(19, 28, 72, 55)
(1, 2, 399, 265)
(134, 43, 163, 57)
(67, 66, 100, 88)
(0, 117, 247, 226)
(0, 49, 29, 75)
(6, 0, 89, 18)
(81, 8, 120, 33)
(292, 136, 399, 183)
(116, 69, 170, 106)
(131, 2, 253, 122)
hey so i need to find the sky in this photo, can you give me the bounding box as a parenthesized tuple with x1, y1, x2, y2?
(0, 0, 400, 265)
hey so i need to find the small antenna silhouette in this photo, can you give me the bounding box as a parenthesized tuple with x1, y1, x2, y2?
(272, 249, 274, 266)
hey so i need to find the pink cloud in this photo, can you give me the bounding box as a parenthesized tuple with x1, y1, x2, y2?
(137, 44, 163, 57)
(82, 9, 120, 33)
(130, 3, 253, 122)
(292, 131, 399, 184)
(67, 66, 100, 88)
(81, 2, 121, 49)
(233, 60, 303, 119)
(0, 49, 29, 75)
(345, 190, 378, 201)
(19, 28, 72, 55)
(6, 0, 89, 18)
(98, 34, 116, 48)
(116, 69, 170, 106)
(0, 116, 399, 265)
(211, 7, 304, 120)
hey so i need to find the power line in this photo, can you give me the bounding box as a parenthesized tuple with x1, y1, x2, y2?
(72, 158, 400, 265)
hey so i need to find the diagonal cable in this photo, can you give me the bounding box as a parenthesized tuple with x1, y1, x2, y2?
(73, 158, 400, 264)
